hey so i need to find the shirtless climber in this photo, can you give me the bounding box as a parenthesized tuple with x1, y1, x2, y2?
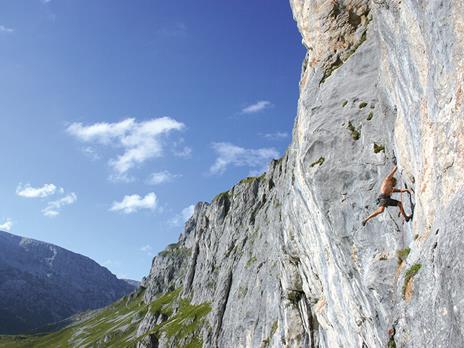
(362, 165, 412, 226)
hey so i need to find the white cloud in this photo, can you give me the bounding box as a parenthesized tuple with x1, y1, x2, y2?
(174, 146, 192, 158)
(110, 193, 157, 214)
(261, 132, 289, 140)
(140, 244, 152, 253)
(170, 204, 195, 226)
(0, 25, 14, 33)
(140, 244, 155, 257)
(42, 192, 77, 217)
(16, 183, 60, 198)
(82, 146, 100, 161)
(67, 117, 185, 178)
(0, 218, 13, 232)
(241, 100, 273, 114)
(172, 138, 192, 158)
(209, 142, 278, 175)
(147, 171, 180, 185)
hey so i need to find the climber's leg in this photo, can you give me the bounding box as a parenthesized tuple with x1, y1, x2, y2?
(362, 206, 385, 226)
(397, 201, 412, 222)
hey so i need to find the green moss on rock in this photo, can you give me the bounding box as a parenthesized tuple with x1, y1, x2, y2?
(373, 143, 385, 153)
(403, 263, 422, 297)
(397, 248, 411, 263)
(310, 157, 325, 167)
(347, 121, 361, 141)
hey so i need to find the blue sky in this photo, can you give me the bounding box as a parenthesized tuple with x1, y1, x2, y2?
(0, 0, 304, 280)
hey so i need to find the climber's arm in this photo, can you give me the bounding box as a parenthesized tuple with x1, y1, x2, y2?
(393, 188, 412, 193)
(386, 165, 397, 179)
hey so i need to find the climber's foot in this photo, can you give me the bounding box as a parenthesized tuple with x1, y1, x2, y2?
(405, 215, 412, 222)
(362, 220, 367, 226)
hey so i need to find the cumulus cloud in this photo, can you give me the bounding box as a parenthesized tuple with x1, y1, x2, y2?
(241, 100, 273, 114)
(209, 142, 278, 175)
(67, 117, 185, 178)
(110, 193, 157, 214)
(0, 25, 14, 33)
(261, 132, 289, 140)
(16, 183, 61, 198)
(147, 171, 180, 185)
(42, 193, 77, 217)
(0, 218, 13, 232)
(170, 205, 195, 226)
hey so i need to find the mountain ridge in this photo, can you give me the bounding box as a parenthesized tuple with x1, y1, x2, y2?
(0, 230, 136, 335)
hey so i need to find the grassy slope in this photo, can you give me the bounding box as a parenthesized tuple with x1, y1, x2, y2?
(0, 288, 211, 348)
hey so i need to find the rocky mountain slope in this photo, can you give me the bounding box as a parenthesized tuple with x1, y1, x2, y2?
(0, 230, 136, 335)
(4, 0, 462, 347)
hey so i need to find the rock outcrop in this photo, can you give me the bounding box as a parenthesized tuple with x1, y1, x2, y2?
(134, 1, 464, 347)
(0, 230, 136, 334)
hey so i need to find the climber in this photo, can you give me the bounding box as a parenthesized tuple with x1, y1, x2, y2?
(362, 165, 412, 226)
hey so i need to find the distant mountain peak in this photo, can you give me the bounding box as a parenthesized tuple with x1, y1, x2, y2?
(0, 230, 136, 335)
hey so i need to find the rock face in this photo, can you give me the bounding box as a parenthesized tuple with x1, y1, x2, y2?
(134, 1, 464, 347)
(0, 230, 136, 334)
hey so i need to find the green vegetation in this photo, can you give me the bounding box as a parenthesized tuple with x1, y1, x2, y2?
(271, 321, 278, 336)
(367, 111, 374, 120)
(147, 296, 211, 347)
(159, 244, 191, 258)
(246, 256, 257, 268)
(149, 289, 181, 317)
(359, 101, 368, 109)
(240, 177, 258, 185)
(346, 121, 361, 141)
(238, 286, 248, 298)
(261, 322, 278, 348)
(239, 174, 265, 185)
(310, 156, 325, 167)
(0, 288, 211, 348)
(0, 289, 149, 348)
(341, 100, 348, 107)
(373, 143, 385, 153)
(397, 248, 411, 263)
(388, 337, 397, 348)
(403, 263, 422, 297)
(213, 190, 230, 202)
(287, 290, 304, 305)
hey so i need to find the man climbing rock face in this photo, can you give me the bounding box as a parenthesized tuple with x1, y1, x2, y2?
(362, 165, 412, 226)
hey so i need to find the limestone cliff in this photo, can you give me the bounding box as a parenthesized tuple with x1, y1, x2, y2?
(134, 1, 463, 347)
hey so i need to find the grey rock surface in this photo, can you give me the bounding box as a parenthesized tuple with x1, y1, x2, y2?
(0, 230, 136, 335)
(135, 1, 464, 347)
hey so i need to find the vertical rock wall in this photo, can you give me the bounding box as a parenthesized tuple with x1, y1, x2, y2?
(136, 1, 464, 347)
